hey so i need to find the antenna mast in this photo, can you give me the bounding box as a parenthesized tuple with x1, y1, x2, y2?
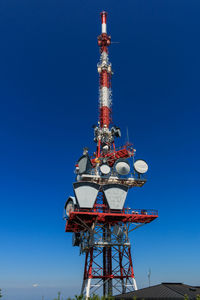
(64, 12, 158, 299)
(97, 11, 112, 128)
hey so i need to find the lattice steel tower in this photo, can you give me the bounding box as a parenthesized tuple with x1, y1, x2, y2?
(64, 12, 158, 299)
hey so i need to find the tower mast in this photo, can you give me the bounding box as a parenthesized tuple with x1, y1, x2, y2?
(64, 11, 158, 299)
(97, 11, 112, 128)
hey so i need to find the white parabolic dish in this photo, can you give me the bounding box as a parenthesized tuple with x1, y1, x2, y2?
(134, 159, 148, 174)
(100, 164, 111, 175)
(115, 160, 130, 175)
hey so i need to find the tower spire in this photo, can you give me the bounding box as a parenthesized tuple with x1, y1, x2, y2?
(97, 11, 112, 128)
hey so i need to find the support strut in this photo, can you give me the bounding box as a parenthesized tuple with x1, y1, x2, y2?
(82, 241, 137, 298)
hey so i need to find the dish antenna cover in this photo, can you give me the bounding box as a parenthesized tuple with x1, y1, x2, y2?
(73, 182, 100, 208)
(78, 155, 93, 174)
(114, 158, 130, 176)
(134, 159, 148, 174)
(64, 196, 77, 217)
(100, 164, 111, 175)
(102, 184, 129, 210)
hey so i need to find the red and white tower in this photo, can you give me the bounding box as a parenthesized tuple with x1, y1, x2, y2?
(64, 12, 158, 299)
(97, 11, 112, 128)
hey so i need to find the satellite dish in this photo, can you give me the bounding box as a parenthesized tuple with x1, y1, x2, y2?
(64, 196, 77, 217)
(78, 155, 92, 175)
(134, 159, 148, 174)
(100, 164, 111, 175)
(114, 158, 130, 176)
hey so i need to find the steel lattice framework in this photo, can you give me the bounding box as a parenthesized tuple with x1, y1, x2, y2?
(64, 11, 158, 299)
(65, 190, 158, 298)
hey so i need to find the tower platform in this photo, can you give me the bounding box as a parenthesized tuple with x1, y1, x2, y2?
(65, 208, 158, 233)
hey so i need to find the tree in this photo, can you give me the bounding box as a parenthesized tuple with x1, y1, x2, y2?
(0, 288, 2, 298)
(53, 291, 61, 300)
(74, 295, 84, 300)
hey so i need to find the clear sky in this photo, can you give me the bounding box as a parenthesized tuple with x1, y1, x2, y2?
(0, 0, 200, 299)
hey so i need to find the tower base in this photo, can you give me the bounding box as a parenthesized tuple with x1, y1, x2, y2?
(81, 243, 137, 298)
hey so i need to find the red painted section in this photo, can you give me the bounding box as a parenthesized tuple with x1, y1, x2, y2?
(100, 106, 111, 127)
(128, 247, 135, 278)
(119, 249, 124, 280)
(91, 144, 134, 167)
(65, 210, 158, 233)
(97, 13, 112, 127)
(88, 248, 93, 279)
(101, 11, 107, 24)
(97, 34, 111, 53)
(97, 138, 101, 157)
(100, 70, 110, 88)
(83, 251, 89, 280)
(82, 244, 138, 292)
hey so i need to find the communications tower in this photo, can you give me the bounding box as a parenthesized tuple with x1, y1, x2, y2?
(64, 12, 158, 299)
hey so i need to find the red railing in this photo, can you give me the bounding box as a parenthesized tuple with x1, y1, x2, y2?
(72, 206, 158, 216)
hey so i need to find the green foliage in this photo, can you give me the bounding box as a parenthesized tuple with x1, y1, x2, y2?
(90, 295, 100, 300)
(196, 295, 200, 300)
(53, 291, 61, 300)
(89, 296, 114, 300)
(184, 295, 189, 300)
(0, 289, 2, 298)
(75, 295, 84, 300)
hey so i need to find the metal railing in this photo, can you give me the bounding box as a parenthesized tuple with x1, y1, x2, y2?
(73, 206, 158, 216)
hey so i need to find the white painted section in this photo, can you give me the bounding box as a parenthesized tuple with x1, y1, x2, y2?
(85, 278, 91, 300)
(101, 51, 108, 62)
(103, 184, 128, 210)
(133, 278, 138, 290)
(115, 161, 130, 175)
(73, 182, 100, 208)
(99, 87, 111, 107)
(102, 23, 107, 33)
(134, 160, 148, 174)
(100, 164, 111, 175)
(99, 51, 108, 69)
(107, 65, 112, 73)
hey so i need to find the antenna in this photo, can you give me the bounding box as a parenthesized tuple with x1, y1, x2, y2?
(126, 127, 129, 144)
(148, 268, 151, 287)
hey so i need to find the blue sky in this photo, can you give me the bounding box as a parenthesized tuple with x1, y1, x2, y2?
(0, 0, 200, 299)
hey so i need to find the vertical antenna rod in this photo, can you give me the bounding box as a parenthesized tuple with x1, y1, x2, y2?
(97, 11, 112, 128)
